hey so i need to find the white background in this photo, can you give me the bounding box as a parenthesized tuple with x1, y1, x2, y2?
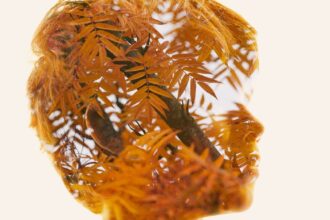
(1, 0, 330, 219)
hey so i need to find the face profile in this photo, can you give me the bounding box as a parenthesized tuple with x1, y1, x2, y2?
(27, 0, 263, 219)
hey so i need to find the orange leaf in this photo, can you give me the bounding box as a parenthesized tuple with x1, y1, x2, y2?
(149, 18, 164, 25)
(68, 17, 91, 25)
(128, 79, 147, 91)
(67, 9, 90, 17)
(214, 66, 227, 78)
(230, 69, 242, 87)
(74, 25, 94, 41)
(145, 68, 161, 75)
(149, 99, 166, 117)
(149, 93, 169, 111)
(169, 69, 183, 89)
(93, 15, 114, 23)
(99, 80, 116, 94)
(98, 93, 113, 107)
(200, 94, 205, 106)
(207, 103, 213, 111)
(178, 75, 189, 98)
(98, 45, 107, 66)
(198, 82, 217, 98)
(126, 66, 145, 72)
(87, 46, 99, 62)
(149, 86, 172, 98)
(183, 67, 210, 75)
(127, 72, 145, 81)
(128, 90, 147, 106)
(80, 31, 96, 55)
(172, 53, 196, 60)
(148, 78, 163, 86)
(226, 76, 238, 91)
(190, 79, 197, 104)
(198, 46, 212, 62)
(95, 23, 126, 32)
(144, 24, 163, 39)
(98, 30, 128, 45)
(152, 131, 178, 153)
(100, 38, 122, 57)
(190, 73, 219, 83)
(144, 129, 173, 149)
(117, 71, 127, 93)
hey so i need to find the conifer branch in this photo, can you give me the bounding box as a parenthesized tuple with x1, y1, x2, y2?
(121, 61, 221, 160)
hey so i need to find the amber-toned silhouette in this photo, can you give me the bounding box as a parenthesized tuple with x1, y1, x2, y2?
(28, 0, 263, 219)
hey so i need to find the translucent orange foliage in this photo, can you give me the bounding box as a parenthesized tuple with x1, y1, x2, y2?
(28, 0, 263, 219)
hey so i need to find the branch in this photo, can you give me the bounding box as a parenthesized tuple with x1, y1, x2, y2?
(99, 32, 220, 160)
(121, 63, 221, 161)
(162, 97, 220, 160)
(85, 103, 123, 156)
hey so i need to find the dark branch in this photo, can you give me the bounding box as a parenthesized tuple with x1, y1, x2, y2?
(85, 103, 123, 156)
(120, 63, 221, 161)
